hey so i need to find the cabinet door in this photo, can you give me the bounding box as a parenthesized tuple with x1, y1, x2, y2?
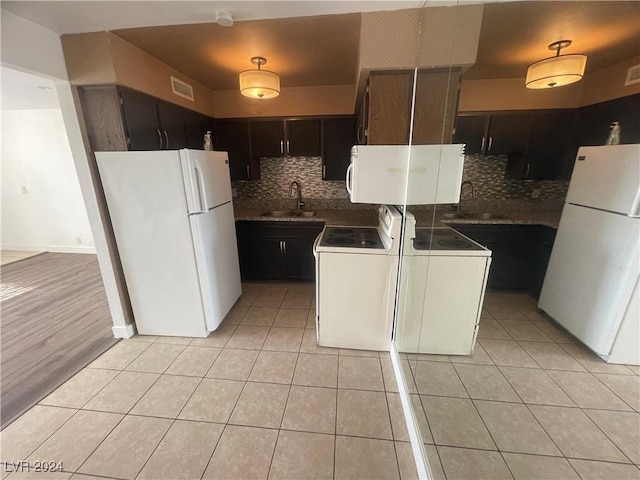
(286, 119, 321, 156)
(237, 237, 283, 281)
(451, 225, 535, 291)
(251, 120, 284, 158)
(282, 224, 324, 281)
(486, 114, 532, 155)
(120, 88, 163, 150)
(322, 117, 356, 180)
(453, 116, 488, 154)
(215, 120, 251, 181)
(412, 69, 461, 145)
(157, 101, 187, 149)
(574, 93, 640, 147)
(183, 110, 210, 150)
(367, 72, 413, 145)
(525, 110, 577, 180)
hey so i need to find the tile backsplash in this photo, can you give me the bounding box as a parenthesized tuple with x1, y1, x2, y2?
(460, 155, 569, 200)
(233, 157, 348, 200)
(233, 154, 569, 210)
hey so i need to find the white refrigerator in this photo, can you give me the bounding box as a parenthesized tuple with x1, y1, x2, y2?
(539, 144, 640, 365)
(97, 149, 242, 337)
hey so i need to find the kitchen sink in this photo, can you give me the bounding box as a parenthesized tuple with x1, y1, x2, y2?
(442, 212, 510, 220)
(260, 210, 316, 218)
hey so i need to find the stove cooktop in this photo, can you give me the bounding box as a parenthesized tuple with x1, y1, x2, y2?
(412, 227, 483, 251)
(319, 227, 385, 249)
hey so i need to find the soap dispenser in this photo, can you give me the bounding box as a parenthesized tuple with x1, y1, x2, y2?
(203, 131, 213, 151)
(606, 122, 621, 145)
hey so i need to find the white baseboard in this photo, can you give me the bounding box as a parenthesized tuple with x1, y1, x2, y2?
(112, 323, 136, 338)
(1, 244, 97, 254)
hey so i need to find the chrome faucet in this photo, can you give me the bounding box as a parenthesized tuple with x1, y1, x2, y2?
(289, 181, 305, 211)
(457, 180, 477, 215)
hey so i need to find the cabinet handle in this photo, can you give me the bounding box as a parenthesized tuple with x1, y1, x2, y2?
(246, 165, 250, 178)
(525, 162, 531, 179)
(157, 129, 163, 149)
(286, 140, 290, 154)
(322, 164, 326, 179)
(357, 124, 364, 144)
(280, 140, 284, 155)
(488, 136, 493, 152)
(282, 240, 286, 256)
(480, 136, 486, 153)
(163, 130, 169, 149)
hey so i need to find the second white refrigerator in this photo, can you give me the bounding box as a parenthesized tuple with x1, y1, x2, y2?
(97, 149, 242, 337)
(539, 145, 640, 364)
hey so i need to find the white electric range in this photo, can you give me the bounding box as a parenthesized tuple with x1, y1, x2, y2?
(396, 211, 492, 355)
(313, 205, 403, 350)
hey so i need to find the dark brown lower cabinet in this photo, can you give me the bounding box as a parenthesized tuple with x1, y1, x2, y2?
(450, 224, 556, 298)
(236, 221, 324, 281)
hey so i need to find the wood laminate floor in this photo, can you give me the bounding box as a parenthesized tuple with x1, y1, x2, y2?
(0, 252, 118, 429)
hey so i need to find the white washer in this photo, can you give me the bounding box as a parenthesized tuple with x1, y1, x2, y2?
(313, 205, 403, 351)
(396, 211, 492, 355)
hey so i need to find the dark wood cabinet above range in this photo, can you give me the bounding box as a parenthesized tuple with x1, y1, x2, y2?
(79, 85, 212, 152)
(361, 69, 461, 146)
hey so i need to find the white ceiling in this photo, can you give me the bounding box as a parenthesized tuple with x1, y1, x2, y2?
(1, 67, 59, 110)
(1, 1, 429, 34)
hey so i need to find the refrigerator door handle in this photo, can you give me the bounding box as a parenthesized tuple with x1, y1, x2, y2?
(192, 159, 208, 213)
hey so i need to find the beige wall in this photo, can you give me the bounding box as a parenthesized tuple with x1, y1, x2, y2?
(212, 85, 356, 118)
(62, 32, 216, 117)
(580, 56, 640, 106)
(459, 77, 583, 112)
(459, 57, 640, 112)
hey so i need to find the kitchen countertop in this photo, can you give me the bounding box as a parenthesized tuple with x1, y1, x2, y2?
(234, 207, 562, 229)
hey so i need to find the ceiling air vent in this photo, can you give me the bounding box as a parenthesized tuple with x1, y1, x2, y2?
(624, 64, 640, 86)
(170, 76, 194, 101)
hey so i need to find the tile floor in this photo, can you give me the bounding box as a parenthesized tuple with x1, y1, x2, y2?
(0, 282, 417, 480)
(402, 291, 640, 480)
(0, 250, 42, 266)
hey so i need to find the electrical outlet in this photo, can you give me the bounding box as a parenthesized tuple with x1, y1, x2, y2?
(76, 237, 82, 245)
(21, 186, 28, 194)
(531, 188, 541, 199)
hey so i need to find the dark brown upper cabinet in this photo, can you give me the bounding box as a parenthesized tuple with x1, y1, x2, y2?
(250, 118, 321, 159)
(214, 119, 252, 181)
(287, 119, 321, 156)
(454, 113, 532, 156)
(250, 120, 285, 158)
(321, 116, 356, 180)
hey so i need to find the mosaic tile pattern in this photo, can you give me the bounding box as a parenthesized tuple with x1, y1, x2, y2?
(233, 157, 348, 200)
(461, 155, 569, 200)
(233, 154, 569, 213)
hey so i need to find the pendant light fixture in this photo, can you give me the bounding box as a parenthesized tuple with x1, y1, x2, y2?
(239, 57, 280, 99)
(525, 40, 587, 89)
